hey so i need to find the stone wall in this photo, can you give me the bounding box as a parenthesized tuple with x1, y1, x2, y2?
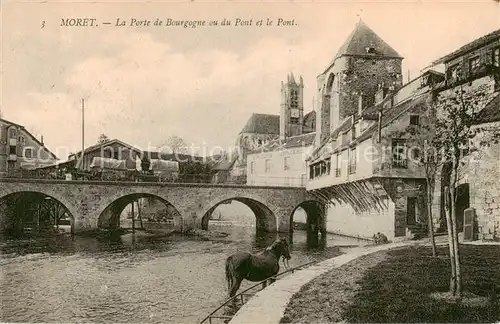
(459, 122, 500, 240)
(431, 75, 500, 240)
(380, 178, 427, 237)
(338, 57, 403, 121)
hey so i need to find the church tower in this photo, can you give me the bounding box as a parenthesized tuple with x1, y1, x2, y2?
(280, 73, 304, 140)
(316, 20, 403, 144)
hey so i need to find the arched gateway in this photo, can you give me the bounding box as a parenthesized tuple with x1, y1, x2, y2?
(0, 179, 320, 234)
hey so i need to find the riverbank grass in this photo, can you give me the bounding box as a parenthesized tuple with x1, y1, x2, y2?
(281, 245, 500, 323)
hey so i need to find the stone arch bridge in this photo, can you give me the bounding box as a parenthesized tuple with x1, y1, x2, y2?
(0, 179, 326, 234)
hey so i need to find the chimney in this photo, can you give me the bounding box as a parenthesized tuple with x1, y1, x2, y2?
(41, 135, 44, 146)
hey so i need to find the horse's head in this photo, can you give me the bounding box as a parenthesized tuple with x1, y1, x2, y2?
(272, 238, 291, 260)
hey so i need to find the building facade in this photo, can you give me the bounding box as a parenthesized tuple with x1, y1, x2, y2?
(315, 20, 404, 145)
(305, 20, 452, 241)
(247, 133, 315, 187)
(68, 139, 140, 171)
(217, 73, 316, 184)
(244, 73, 316, 187)
(431, 28, 500, 240)
(0, 118, 58, 176)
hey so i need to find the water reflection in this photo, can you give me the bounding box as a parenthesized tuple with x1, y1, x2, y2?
(0, 226, 367, 323)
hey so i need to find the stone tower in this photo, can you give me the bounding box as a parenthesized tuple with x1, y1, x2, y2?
(316, 20, 404, 144)
(280, 73, 304, 139)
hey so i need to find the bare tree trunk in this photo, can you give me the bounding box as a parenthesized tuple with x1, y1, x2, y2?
(426, 178, 437, 257)
(444, 186, 457, 295)
(137, 200, 144, 229)
(450, 157, 463, 297)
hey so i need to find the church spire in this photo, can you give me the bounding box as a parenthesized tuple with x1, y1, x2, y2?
(289, 72, 296, 84)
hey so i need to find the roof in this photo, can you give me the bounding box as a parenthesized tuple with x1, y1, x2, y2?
(249, 132, 315, 154)
(326, 20, 403, 70)
(433, 28, 500, 65)
(72, 139, 141, 157)
(212, 153, 239, 171)
(239, 113, 280, 135)
(0, 118, 58, 160)
(356, 93, 429, 143)
(304, 110, 316, 124)
(473, 93, 500, 125)
(141, 150, 205, 163)
(308, 117, 353, 160)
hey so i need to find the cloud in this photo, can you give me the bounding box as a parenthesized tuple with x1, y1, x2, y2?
(9, 29, 330, 160)
(5, 2, 500, 161)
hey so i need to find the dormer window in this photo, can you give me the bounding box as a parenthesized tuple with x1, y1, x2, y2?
(365, 47, 376, 54)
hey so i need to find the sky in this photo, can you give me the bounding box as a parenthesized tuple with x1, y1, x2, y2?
(1, 0, 500, 160)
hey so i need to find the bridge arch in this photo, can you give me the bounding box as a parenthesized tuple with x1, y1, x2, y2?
(95, 191, 183, 230)
(0, 189, 77, 234)
(289, 199, 327, 247)
(200, 194, 277, 232)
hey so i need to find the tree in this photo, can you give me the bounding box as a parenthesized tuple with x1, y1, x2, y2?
(407, 95, 439, 257)
(434, 84, 480, 298)
(97, 133, 110, 145)
(160, 135, 189, 155)
(140, 153, 151, 173)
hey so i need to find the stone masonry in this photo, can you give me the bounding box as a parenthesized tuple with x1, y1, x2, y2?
(0, 178, 319, 234)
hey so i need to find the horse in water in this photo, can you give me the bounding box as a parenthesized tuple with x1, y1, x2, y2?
(225, 238, 292, 298)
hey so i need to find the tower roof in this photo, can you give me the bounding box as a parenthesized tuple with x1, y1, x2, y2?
(289, 72, 296, 84)
(330, 20, 403, 66)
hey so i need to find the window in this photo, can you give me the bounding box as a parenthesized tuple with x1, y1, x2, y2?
(250, 161, 255, 174)
(469, 56, 480, 71)
(265, 159, 271, 173)
(18, 136, 25, 143)
(348, 147, 357, 175)
(351, 126, 356, 140)
(104, 148, 113, 158)
(392, 139, 407, 168)
(284, 156, 291, 170)
(113, 151, 119, 160)
(9, 145, 16, 155)
(410, 115, 420, 126)
(365, 47, 376, 54)
(24, 148, 33, 159)
(9, 129, 16, 138)
(493, 48, 500, 67)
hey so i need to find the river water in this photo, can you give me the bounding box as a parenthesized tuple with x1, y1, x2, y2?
(0, 225, 366, 323)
